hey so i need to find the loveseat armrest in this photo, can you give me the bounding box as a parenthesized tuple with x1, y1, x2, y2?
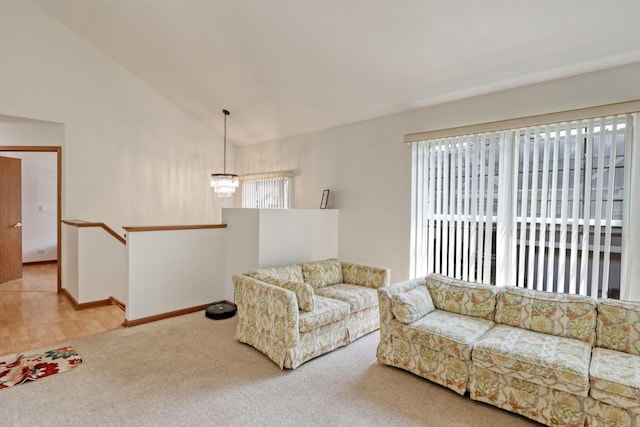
(233, 275, 300, 369)
(377, 277, 425, 331)
(341, 261, 390, 289)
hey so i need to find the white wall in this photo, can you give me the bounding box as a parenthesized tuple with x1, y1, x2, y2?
(61, 223, 127, 305)
(127, 228, 226, 321)
(0, 0, 231, 235)
(2, 149, 57, 262)
(222, 208, 339, 301)
(258, 209, 339, 267)
(61, 225, 79, 299)
(78, 228, 127, 304)
(236, 62, 640, 284)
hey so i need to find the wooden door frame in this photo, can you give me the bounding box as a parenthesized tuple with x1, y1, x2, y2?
(0, 146, 62, 292)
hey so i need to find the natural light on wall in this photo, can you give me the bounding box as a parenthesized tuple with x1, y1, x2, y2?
(408, 101, 640, 300)
(241, 171, 292, 209)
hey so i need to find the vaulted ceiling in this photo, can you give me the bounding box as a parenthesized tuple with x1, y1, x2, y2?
(32, 0, 640, 145)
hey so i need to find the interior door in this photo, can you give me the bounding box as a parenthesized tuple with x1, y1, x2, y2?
(0, 155, 22, 283)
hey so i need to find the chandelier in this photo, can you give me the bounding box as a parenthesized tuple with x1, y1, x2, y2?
(210, 109, 239, 197)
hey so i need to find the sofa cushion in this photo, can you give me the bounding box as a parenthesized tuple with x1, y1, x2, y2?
(315, 283, 377, 313)
(248, 273, 315, 312)
(426, 274, 498, 321)
(301, 259, 343, 288)
(472, 324, 591, 396)
(390, 310, 494, 361)
(590, 347, 640, 409)
(495, 286, 597, 345)
(298, 296, 350, 333)
(248, 264, 304, 283)
(391, 285, 435, 324)
(596, 299, 640, 356)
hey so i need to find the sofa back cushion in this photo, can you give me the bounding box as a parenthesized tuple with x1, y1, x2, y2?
(247, 272, 315, 312)
(301, 259, 343, 289)
(495, 286, 597, 345)
(596, 299, 640, 356)
(391, 285, 435, 324)
(249, 264, 304, 283)
(426, 273, 498, 321)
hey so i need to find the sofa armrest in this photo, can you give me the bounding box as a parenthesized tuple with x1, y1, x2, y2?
(596, 299, 640, 355)
(341, 261, 390, 289)
(233, 275, 300, 368)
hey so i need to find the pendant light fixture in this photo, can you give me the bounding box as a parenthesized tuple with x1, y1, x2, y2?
(210, 109, 239, 197)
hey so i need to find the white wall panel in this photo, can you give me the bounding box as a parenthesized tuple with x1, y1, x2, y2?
(61, 224, 79, 300)
(223, 208, 339, 301)
(78, 228, 127, 304)
(127, 228, 225, 321)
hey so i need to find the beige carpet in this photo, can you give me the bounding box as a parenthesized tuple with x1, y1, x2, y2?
(1, 312, 538, 426)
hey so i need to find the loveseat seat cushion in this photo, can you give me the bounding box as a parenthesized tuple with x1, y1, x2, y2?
(301, 259, 343, 288)
(315, 283, 378, 313)
(495, 286, 597, 345)
(596, 299, 640, 356)
(390, 310, 494, 361)
(249, 264, 304, 283)
(590, 347, 640, 409)
(426, 274, 498, 321)
(472, 325, 591, 396)
(298, 296, 350, 333)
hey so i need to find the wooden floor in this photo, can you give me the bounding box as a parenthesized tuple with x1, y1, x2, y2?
(0, 263, 124, 357)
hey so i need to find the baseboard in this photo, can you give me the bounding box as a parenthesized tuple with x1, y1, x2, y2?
(23, 260, 57, 266)
(123, 303, 212, 327)
(61, 289, 126, 311)
(61, 291, 221, 327)
(61, 288, 80, 309)
(110, 296, 126, 311)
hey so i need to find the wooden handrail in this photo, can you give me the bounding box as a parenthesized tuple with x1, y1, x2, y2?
(122, 224, 227, 232)
(61, 220, 126, 245)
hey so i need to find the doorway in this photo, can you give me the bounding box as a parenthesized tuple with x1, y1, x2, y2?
(0, 146, 62, 291)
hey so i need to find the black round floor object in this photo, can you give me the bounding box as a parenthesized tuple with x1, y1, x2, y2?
(206, 302, 237, 320)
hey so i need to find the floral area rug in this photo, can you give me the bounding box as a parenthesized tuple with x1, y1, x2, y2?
(0, 346, 82, 389)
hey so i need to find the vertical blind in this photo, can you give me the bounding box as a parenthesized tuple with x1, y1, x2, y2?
(411, 132, 500, 284)
(411, 113, 632, 299)
(241, 172, 292, 209)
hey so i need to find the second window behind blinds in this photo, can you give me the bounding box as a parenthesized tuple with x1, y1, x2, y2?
(410, 114, 632, 299)
(241, 172, 292, 209)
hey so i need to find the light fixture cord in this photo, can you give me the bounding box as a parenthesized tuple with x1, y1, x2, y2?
(223, 111, 227, 174)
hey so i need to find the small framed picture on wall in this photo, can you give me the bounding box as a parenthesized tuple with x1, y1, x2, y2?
(320, 189, 330, 209)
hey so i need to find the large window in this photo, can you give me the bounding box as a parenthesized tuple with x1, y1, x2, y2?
(241, 172, 292, 209)
(410, 111, 635, 299)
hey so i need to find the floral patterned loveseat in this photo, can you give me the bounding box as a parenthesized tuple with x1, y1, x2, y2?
(233, 258, 390, 369)
(378, 273, 640, 427)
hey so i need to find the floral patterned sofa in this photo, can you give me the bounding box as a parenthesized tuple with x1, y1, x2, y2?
(585, 299, 640, 426)
(233, 258, 390, 369)
(377, 273, 640, 427)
